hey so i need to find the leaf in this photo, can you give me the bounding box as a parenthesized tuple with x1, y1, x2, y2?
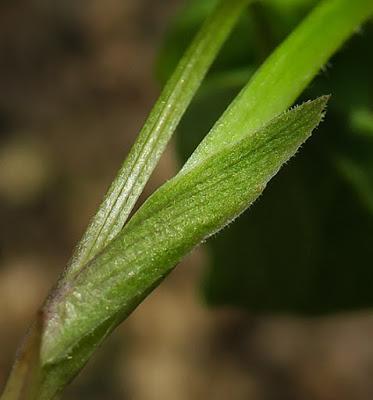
(156, 0, 320, 86)
(171, 0, 373, 315)
(203, 124, 373, 314)
(193, 24, 373, 313)
(183, 0, 373, 171)
(3, 0, 372, 396)
(156, 0, 263, 85)
(64, 0, 251, 280)
(36, 98, 327, 398)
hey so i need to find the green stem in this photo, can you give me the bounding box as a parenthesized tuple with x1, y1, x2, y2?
(66, 0, 251, 279)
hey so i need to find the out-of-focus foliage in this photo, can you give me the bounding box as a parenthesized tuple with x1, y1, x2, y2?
(157, 0, 373, 314)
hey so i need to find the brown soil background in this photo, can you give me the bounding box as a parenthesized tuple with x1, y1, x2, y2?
(1, 1, 373, 399)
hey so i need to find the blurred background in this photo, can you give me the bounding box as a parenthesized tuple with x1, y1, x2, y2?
(1, 0, 373, 399)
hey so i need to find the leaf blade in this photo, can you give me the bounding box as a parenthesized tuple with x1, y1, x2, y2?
(41, 97, 327, 375)
(65, 0, 251, 279)
(183, 0, 373, 171)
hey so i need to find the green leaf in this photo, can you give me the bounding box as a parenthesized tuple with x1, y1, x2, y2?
(36, 98, 327, 398)
(3, 0, 372, 396)
(156, 0, 219, 83)
(203, 124, 373, 314)
(170, 0, 373, 315)
(65, 0, 251, 280)
(183, 0, 373, 170)
(193, 22, 373, 313)
(156, 0, 319, 86)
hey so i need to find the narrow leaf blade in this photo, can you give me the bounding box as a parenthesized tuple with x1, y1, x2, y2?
(39, 97, 327, 394)
(183, 0, 373, 171)
(65, 0, 251, 279)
